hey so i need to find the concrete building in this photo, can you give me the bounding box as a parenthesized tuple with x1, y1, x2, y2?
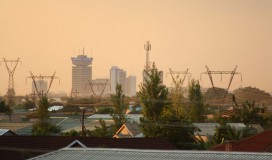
(126, 76, 136, 97)
(32, 80, 48, 94)
(71, 54, 93, 97)
(110, 66, 126, 94)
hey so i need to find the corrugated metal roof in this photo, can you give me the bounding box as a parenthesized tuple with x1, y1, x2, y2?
(29, 148, 272, 160)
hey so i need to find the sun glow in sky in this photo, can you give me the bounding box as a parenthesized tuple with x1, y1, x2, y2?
(0, 0, 271, 96)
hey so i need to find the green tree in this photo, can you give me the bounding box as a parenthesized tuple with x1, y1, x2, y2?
(89, 119, 114, 137)
(230, 99, 267, 126)
(0, 101, 13, 122)
(62, 129, 81, 136)
(212, 123, 255, 145)
(24, 95, 36, 110)
(110, 84, 128, 131)
(138, 63, 195, 149)
(138, 63, 168, 122)
(188, 79, 205, 122)
(168, 72, 188, 120)
(32, 97, 60, 135)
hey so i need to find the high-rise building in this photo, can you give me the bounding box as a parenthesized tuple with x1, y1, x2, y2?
(126, 76, 136, 97)
(71, 54, 93, 97)
(110, 66, 126, 94)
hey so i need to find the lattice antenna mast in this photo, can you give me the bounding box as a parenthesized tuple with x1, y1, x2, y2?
(27, 71, 60, 99)
(167, 68, 191, 88)
(87, 79, 109, 98)
(200, 65, 242, 98)
(144, 41, 151, 71)
(1, 58, 22, 93)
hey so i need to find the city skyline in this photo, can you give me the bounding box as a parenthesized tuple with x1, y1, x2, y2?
(0, 0, 271, 96)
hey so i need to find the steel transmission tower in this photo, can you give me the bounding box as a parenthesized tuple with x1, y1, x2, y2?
(27, 72, 60, 99)
(167, 68, 191, 88)
(200, 65, 242, 98)
(1, 58, 22, 106)
(88, 79, 109, 99)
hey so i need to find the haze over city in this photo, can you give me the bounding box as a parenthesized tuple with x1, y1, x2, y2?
(0, 0, 271, 96)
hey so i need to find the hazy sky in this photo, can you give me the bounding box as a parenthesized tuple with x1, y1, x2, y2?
(0, 0, 271, 96)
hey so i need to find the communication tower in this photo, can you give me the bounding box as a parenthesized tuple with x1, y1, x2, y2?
(144, 41, 151, 71)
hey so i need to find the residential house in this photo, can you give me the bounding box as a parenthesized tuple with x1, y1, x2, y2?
(212, 129, 272, 152)
(113, 123, 143, 138)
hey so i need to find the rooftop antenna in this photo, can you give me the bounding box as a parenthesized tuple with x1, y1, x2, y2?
(1, 57, 22, 106)
(144, 41, 151, 71)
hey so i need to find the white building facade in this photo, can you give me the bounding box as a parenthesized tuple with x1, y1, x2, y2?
(110, 66, 126, 94)
(126, 76, 136, 97)
(71, 54, 93, 97)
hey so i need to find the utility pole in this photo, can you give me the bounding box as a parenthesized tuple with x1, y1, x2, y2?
(1, 58, 22, 106)
(80, 107, 86, 137)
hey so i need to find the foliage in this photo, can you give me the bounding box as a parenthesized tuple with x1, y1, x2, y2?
(233, 86, 272, 104)
(188, 79, 206, 122)
(62, 129, 81, 136)
(32, 97, 61, 135)
(97, 107, 114, 114)
(168, 74, 187, 120)
(110, 84, 128, 131)
(89, 119, 114, 137)
(211, 123, 256, 145)
(0, 101, 13, 122)
(24, 96, 36, 110)
(203, 87, 233, 106)
(138, 63, 195, 149)
(230, 97, 268, 126)
(138, 63, 169, 122)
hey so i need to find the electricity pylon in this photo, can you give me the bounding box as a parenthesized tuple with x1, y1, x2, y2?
(88, 79, 109, 99)
(167, 68, 191, 88)
(27, 72, 60, 99)
(200, 65, 242, 98)
(167, 68, 191, 117)
(1, 58, 22, 106)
